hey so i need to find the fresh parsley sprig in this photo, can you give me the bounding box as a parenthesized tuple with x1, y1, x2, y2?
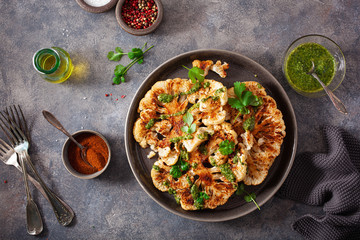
(169, 149, 190, 178)
(236, 183, 260, 210)
(218, 140, 235, 155)
(107, 42, 154, 85)
(183, 66, 205, 84)
(228, 82, 263, 122)
(181, 111, 196, 135)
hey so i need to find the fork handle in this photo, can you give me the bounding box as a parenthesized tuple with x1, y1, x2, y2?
(24, 152, 75, 226)
(15, 165, 74, 224)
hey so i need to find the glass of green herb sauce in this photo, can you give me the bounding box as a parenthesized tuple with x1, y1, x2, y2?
(283, 34, 346, 98)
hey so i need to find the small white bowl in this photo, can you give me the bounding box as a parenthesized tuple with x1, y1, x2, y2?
(62, 130, 111, 179)
(76, 0, 119, 13)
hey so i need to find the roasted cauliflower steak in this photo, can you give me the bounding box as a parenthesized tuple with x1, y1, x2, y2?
(133, 69, 285, 210)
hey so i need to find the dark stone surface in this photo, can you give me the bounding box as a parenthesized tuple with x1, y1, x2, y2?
(0, 0, 359, 239)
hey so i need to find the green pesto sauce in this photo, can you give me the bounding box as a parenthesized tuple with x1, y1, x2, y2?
(169, 134, 193, 143)
(243, 116, 255, 131)
(285, 42, 336, 92)
(219, 163, 235, 182)
(158, 93, 175, 103)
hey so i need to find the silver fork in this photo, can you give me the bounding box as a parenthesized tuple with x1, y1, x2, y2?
(0, 115, 43, 235)
(0, 138, 74, 224)
(0, 106, 74, 226)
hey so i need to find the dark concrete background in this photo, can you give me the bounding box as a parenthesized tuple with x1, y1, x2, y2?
(0, 0, 359, 239)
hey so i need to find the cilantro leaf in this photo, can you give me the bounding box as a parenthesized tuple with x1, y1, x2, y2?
(236, 183, 260, 210)
(218, 140, 235, 155)
(113, 76, 121, 85)
(234, 82, 246, 98)
(107, 47, 125, 61)
(228, 98, 244, 110)
(183, 111, 193, 126)
(128, 48, 143, 59)
(189, 123, 196, 134)
(183, 66, 205, 84)
(179, 160, 190, 172)
(108, 43, 154, 85)
(181, 125, 189, 134)
(114, 64, 127, 76)
(235, 183, 245, 195)
(170, 165, 182, 178)
(229, 81, 263, 122)
(199, 192, 210, 200)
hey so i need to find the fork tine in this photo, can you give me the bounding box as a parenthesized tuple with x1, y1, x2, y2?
(6, 106, 20, 141)
(4, 105, 31, 143)
(0, 111, 24, 145)
(0, 113, 17, 146)
(16, 105, 30, 141)
(2, 110, 27, 141)
(0, 138, 11, 155)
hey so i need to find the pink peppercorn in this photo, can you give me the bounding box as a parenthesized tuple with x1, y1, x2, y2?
(121, 0, 158, 29)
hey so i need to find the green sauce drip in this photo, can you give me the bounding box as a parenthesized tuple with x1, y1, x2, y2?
(243, 116, 255, 131)
(145, 119, 155, 129)
(285, 42, 336, 92)
(170, 134, 193, 143)
(158, 93, 176, 103)
(219, 163, 235, 182)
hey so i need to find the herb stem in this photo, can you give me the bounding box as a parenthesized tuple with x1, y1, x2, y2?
(232, 111, 242, 124)
(244, 189, 261, 210)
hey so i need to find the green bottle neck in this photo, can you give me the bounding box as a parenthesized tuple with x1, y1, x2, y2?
(33, 48, 60, 74)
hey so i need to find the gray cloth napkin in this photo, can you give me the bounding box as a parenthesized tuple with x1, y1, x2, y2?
(277, 125, 360, 240)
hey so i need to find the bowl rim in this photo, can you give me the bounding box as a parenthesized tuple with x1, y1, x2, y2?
(61, 130, 111, 179)
(115, 0, 163, 36)
(75, 0, 119, 13)
(282, 34, 346, 97)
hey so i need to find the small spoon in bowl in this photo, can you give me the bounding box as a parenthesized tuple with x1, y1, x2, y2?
(307, 61, 348, 115)
(42, 111, 95, 168)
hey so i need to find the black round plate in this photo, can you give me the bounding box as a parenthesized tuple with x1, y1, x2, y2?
(125, 49, 297, 222)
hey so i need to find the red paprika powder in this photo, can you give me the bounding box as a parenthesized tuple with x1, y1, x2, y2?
(68, 133, 109, 175)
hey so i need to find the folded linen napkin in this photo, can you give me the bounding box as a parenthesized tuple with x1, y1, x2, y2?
(277, 125, 360, 240)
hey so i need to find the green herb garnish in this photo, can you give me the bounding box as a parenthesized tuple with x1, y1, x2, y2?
(152, 164, 160, 171)
(243, 116, 255, 131)
(145, 118, 156, 129)
(169, 152, 190, 178)
(218, 140, 235, 155)
(219, 163, 236, 182)
(191, 184, 210, 209)
(228, 82, 263, 122)
(170, 165, 182, 178)
(169, 134, 193, 143)
(236, 183, 260, 210)
(107, 47, 125, 61)
(158, 93, 175, 103)
(183, 66, 205, 83)
(181, 111, 196, 135)
(108, 43, 154, 85)
(197, 132, 209, 140)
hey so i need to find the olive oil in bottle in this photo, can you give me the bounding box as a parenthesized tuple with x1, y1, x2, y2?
(33, 47, 73, 83)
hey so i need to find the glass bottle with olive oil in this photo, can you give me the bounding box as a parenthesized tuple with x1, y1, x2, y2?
(33, 47, 73, 83)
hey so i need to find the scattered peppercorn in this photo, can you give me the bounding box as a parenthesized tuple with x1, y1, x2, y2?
(4, 180, 7, 183)
(105, 94, 110, 97)
(121, 95, 126, 98)
(121, 0, 158, 29)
